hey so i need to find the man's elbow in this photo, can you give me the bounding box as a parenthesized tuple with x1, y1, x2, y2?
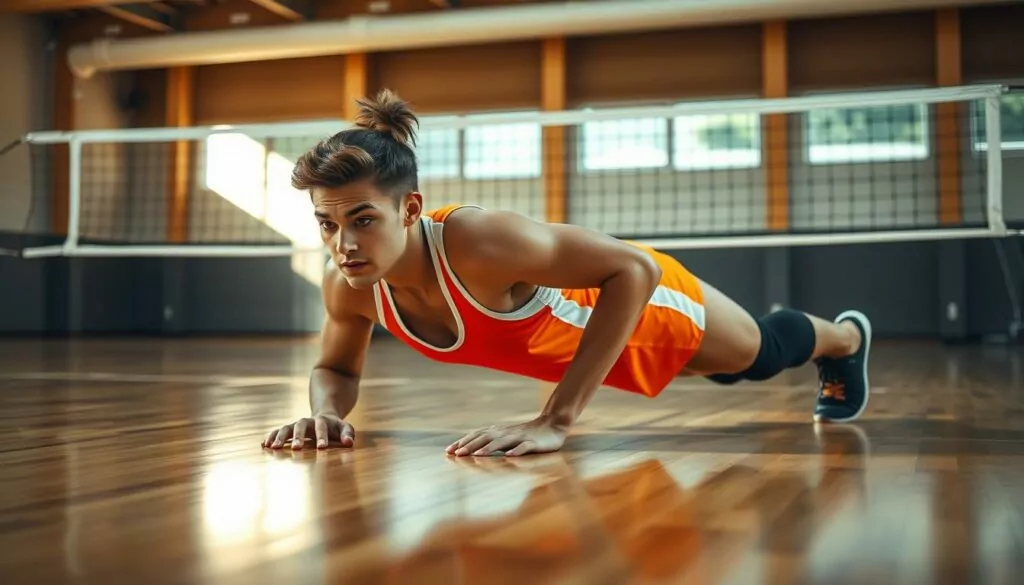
(622, 251, 662, 294)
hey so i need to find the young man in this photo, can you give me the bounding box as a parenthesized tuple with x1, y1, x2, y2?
(261, 90, 872, 457)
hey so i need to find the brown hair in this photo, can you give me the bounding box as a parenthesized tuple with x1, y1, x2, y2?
(291, 89, 420, 197)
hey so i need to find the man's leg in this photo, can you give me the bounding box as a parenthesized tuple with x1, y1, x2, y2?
(685, 279, 871, 423)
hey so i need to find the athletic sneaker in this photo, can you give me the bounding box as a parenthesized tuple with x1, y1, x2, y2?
(813, 310, 872, 423)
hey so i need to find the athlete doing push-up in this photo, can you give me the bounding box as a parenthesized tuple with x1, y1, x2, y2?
(261, 89, 872, 457)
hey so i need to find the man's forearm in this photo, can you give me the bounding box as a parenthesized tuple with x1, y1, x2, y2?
(309, 366, 360, 418)
(541, 262, 659, 428)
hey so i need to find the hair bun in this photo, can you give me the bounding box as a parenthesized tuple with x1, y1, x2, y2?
(354, 89, 418, 147)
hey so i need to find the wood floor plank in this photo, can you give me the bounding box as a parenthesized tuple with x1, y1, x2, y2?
(0, 336, 1023, 584)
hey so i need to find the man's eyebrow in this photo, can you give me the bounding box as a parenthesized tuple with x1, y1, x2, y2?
(313, 203, 377, 220)
(344, 202, 377, 217)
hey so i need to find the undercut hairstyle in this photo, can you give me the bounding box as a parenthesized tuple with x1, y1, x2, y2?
(291, 88, 419, 200)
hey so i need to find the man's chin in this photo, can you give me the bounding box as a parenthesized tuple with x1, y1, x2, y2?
(338, 261, 379, 289)
(343, 274, 381, 290)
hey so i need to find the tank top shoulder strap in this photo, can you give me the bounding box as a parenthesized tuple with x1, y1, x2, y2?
(425, 204, 484, 224)
(419, 204, 491, 315)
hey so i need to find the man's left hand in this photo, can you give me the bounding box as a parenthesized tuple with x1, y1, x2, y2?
(446, 416, 568, 457)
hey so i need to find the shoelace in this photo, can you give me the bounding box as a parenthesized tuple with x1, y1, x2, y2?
(820, 381, 846, 401)
(818, 364, 846, 401)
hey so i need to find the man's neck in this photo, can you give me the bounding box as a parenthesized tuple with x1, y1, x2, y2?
(381, 219, 435, 293)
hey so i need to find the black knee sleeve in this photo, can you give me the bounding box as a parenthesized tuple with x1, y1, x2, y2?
(706, 309, 816, 385)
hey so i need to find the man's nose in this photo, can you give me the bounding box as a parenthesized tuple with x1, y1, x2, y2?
(335, 230, 357, 254)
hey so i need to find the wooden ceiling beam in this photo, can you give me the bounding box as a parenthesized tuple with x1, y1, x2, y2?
(147, 2, 177, 15)
(97, 5, 173, 32)
(247, 0, 303, 21)
(0, 0, 164, 12)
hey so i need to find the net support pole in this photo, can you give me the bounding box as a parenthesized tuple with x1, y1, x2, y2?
(985, 94, 1005, 235)
(63, 137, 83, 255)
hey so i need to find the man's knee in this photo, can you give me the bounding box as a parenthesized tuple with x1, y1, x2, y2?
(706, 308, 816, 385)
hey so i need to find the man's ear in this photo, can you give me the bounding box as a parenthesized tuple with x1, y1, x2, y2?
(402, 191, 423, 226)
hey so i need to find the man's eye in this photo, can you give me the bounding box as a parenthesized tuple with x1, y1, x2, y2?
(355, 217, 373, 227)
(320, 221, 336, 230)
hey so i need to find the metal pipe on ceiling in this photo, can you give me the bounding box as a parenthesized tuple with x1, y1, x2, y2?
(66, 0, 1013, 78)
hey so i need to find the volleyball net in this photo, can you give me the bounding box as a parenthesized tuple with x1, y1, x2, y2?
(6, 83, 1020, 259)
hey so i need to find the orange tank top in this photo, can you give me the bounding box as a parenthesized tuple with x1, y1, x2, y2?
(372, 205, 706, 398)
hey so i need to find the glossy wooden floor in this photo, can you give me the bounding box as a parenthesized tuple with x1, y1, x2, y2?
(1, 336, 1024, 584)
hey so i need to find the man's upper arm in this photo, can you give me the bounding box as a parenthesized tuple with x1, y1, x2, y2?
(444, 208, 661, 291)
(314, 267, 375, 377)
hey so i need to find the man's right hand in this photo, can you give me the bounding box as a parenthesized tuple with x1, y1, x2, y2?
(261, 413, 355, 450)
(265, 257, 372, 452)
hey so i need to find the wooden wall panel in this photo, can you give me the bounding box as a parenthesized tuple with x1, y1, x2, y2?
(370, 41, 541, 113)
(962, 3, 1024, 81)
(194, 56, 346, 124)
(566, 25, 762, 106)
(788, 11, 935, 91)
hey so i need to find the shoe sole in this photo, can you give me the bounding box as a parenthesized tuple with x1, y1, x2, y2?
(813, 309, 872, 423)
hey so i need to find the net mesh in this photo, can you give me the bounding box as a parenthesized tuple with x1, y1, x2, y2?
(6, 84, 1017, 257)
(0, 140, 56, 256)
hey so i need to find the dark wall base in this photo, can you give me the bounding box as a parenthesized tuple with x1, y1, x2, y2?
(2, 232, 1021, 342)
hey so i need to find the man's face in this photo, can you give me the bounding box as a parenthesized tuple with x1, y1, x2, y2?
(311, 179, 421, 289)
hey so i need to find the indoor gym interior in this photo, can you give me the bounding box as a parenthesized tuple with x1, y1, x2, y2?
(1, 0, 1024, 583)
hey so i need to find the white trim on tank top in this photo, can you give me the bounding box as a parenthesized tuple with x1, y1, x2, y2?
(425, 208, 706, 332)
(372, 285, 387, 325)
(375, 218, 466, 353)
(425, 213, 558, 322)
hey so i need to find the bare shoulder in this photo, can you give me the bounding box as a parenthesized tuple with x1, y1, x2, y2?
(321, 260, 379, 323)
(442, 206, 640, 263)
(440, 207, 659, 291)
(439, 207, 542, 269)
